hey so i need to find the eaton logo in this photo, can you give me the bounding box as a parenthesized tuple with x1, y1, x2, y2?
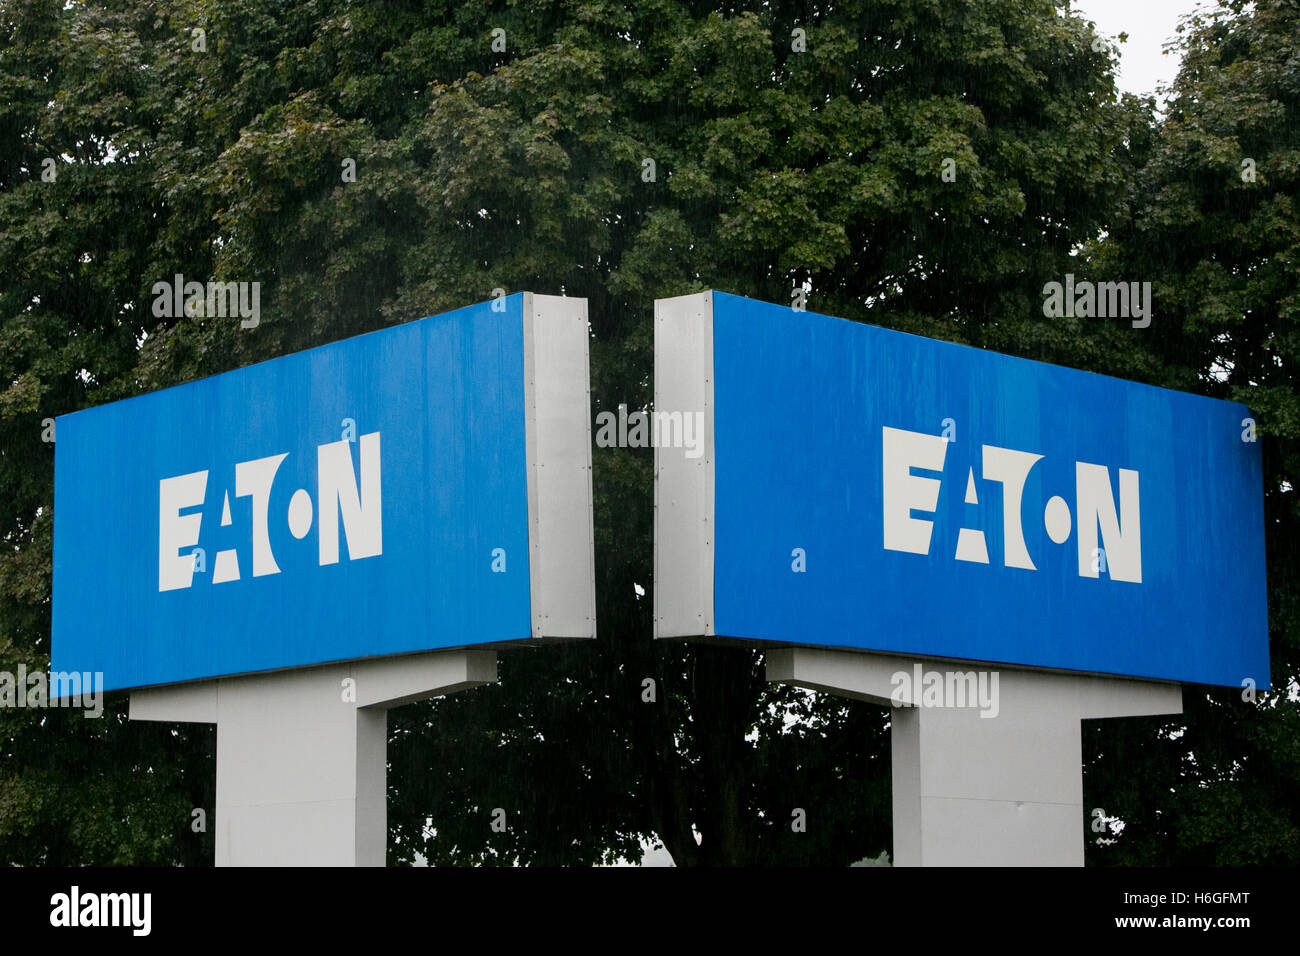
(881, 425, 1140, 582)
(158, 432, 382, 592)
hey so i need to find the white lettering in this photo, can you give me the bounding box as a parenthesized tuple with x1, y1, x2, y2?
(1076, 462, 1141, 582)
(235, 453, 287, 576)
(882, 426, 947, 555)
(981, 444, 1043, 569)
(158, 470, 207, 591)
(318, 432, 382, 565)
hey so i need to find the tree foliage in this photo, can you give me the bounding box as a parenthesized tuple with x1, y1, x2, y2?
(1081, 0, 1300, 866)
(1, 0, 1293, 865)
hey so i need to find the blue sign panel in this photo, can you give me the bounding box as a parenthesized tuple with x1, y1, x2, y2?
(657, 292, 1269, 689)
(54, 294, 593, 692)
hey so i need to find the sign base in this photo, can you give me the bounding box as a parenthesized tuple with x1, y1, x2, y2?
(766, 648, 1182, 866)
(130, 649, 497, 866)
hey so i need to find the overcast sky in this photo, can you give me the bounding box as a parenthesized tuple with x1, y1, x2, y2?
(1072, 0, 1217, 100)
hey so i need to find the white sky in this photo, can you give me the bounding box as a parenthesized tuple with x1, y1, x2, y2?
(1072, 0, 1216, 100)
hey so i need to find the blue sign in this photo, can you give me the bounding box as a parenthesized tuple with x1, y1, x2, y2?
(654, 291, 1269, 689)
(55, 293, 595, 692)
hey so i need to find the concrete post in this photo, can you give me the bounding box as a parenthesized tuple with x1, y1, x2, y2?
(766, 647, 1182, 866)
(130, 648, 497, 866)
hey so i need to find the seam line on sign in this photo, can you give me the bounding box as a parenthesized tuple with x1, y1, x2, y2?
(221, 797, 371, 809)
(916, 794, 1083, 808)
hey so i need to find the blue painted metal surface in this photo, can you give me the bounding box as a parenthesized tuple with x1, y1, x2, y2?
(711, 292, 1269, 688)
(54, 296, 532, 691)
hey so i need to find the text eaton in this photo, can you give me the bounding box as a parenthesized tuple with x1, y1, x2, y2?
(881, 425, 1141, 582)
(158, 433, 381, 592)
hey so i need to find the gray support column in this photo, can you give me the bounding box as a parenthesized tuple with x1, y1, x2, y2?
(130, 648, 497, 867)
(766, 647, 1182, 866)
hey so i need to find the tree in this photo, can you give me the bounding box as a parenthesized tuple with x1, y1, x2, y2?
(0, 0, 216, 865)
(1081, 0, 1300, 865)
(2, 0, 1161, 865)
